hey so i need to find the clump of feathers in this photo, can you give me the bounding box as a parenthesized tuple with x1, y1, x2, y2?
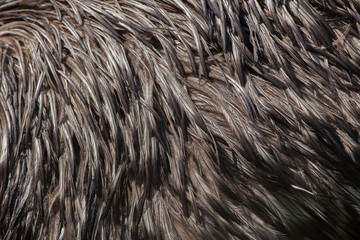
(1, 0, 360, 239)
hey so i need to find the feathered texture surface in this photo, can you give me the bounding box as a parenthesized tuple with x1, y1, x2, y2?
(1, 0, 360, 239)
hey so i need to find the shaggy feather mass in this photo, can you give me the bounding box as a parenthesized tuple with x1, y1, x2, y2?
(1, 0, 360, 239)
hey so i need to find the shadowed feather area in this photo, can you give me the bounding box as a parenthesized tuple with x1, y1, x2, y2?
(1, 0, 360, 239)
